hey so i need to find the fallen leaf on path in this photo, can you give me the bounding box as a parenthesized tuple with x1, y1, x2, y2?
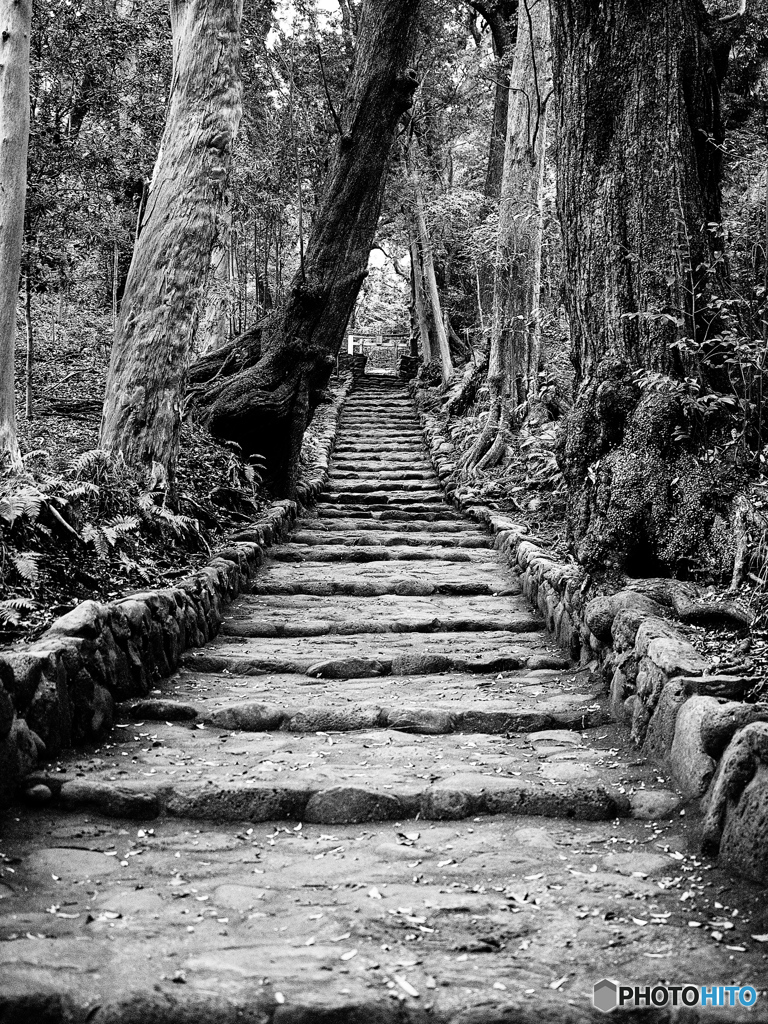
(394, 975, 419, 997)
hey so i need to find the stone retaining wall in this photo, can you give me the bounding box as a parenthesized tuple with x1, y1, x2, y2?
(416, 395, 768, 885)
(0, 376, 353, 805)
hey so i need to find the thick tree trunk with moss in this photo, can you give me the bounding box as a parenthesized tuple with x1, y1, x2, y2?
(465, 0, 550, 472)
(553, 0, 739, 574)
(190, 0, 421, 495)
(100, 0, 242, 493)
(0, 0, 31, 472)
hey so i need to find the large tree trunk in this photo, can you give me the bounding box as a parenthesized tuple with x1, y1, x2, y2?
(466, 0, 550, 472)
(191, 0, 421, 495)
(0, 0, 30, 473)
(100, 0, 242, 493)
(553, 0, 736, 573)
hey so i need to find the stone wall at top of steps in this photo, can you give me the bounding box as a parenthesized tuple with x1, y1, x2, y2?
(0, 375, 354, 805)
(413, 387, 768, 886)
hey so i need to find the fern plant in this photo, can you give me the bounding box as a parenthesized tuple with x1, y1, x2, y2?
(0, 598, 36, 627)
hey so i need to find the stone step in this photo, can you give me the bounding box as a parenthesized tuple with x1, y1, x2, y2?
(331, 459, 434, 472)
(348, 404, 413, 409)
(249, 560, 512, 598)
(321, 493, 445, 506)
(334, 439, 426, 448)
(182, 629, 565, 678)
(289, 530, 490, 548)
(29, 725, 647, 824)
(221, 594, 537, 636)
(128, 664, 598, 723)
(339, 421, 420, 430)
(121, 690, 606, 735)
(327, 479, 440, 492)
(335, 434, 424, 444)
(332, 449, 430, 462)
(296, 516, 478, 533)
(314, 507, 464, 522)
(341, 410, 418, 418)
(316, 505, 453, 519)
(329, 470, 436, 481)
(269, 545, 492, 564)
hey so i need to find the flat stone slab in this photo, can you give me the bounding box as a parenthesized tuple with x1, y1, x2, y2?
(249, 560, 516, 597)
(222, 594, 538, 637)
(183, 629, 565, 678)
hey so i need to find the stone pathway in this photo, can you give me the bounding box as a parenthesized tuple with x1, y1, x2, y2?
(1, 374, 766, 1022)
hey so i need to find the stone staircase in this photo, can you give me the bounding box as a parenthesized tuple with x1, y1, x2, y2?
(0, 374, 762, 1023)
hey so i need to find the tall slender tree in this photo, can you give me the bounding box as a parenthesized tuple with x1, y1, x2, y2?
(100, 0, 243, 494)
(466, 0, 518, 200)
(407, 140, 453, 383)
(465, 0, 550, 470)
(552, 0, 739, 571)
(0, 0, 31, 472)
(191, 0, 422, 495)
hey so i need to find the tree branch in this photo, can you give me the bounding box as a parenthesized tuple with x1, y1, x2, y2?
(316, 43, 344, 137)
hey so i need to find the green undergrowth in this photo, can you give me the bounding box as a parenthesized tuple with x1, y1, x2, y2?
(1, 309, 269, 646)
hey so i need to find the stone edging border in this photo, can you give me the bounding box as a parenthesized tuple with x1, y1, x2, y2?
(414, 392, 768, 885)
(0, 374, 353, 805)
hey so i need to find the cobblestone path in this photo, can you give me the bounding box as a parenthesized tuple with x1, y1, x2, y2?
(0, 375, 764, 1022)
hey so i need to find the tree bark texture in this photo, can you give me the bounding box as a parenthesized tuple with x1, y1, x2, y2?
(191, 0, 421, 495)
(407, 142, 453, 384)
(553, 0, 723, 379)
(467, 0, 550, 472)
(467, 0, 518, 200)
(0, 0, 30, 472)
(199, 200, 237, 354)
(553, 0, 737, 574)
(410, 232, 433, 364)
(100, 0, 243, 492)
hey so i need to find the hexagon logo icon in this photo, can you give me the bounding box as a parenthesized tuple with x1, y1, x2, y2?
(593, 978, 619, 1013)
